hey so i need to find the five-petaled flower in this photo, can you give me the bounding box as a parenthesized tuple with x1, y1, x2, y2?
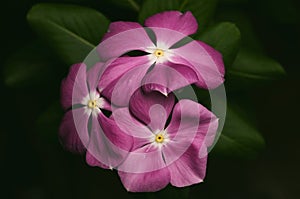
(109, 89, 218, 192)
(97, 11, 225, 106)
(59, 63, 132, 169)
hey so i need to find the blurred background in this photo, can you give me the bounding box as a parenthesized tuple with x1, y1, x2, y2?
(1, 0, 299, 198)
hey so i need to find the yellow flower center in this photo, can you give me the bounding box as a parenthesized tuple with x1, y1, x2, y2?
(87, 100, 97, 109)
(155, 133, 165, 143)
(154, 49, 164, 57)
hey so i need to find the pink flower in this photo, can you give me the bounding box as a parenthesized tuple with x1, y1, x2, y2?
(59, 63, 133, 169)
(97, 11, 225, 106)
(107, 89, 219, 192)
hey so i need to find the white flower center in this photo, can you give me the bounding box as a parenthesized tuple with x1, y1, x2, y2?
(150, 130, 169, 148)
(82, 91, 104, 116)
(146, 42, 173, 64)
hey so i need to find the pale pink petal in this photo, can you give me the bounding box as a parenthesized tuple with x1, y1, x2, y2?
(142, 63, 199, 95)
(102, 21, 142, 41)
(86, 62, 106, 91)
(98, 56, 150, 91)
(167, 148, 207, 187)
(111, 108, 152, 143)
(97, 27, 155, 61)
(101, 98, 112, 111)
(149, 27, 187, 49)
(86, 113, 133, 169)
(162, 100, 218, 166)
(101, 58, 151, 107)
(162, 100, 213, 187)
(170, 40, 225, 89)
(145, 11, 198, 36)
(72, 107, 91, 148)
(117, 144, 166, 174)
(118, 167, 170, 192)
(86, 151, 110, 169)
(61, 63, 88, 110)
(58, 110, 86, 154)
(129, 88, 175, 131)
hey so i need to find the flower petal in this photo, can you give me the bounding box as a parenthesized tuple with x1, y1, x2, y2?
(162, 100, 215, 187)
(72, 107, 91, 147)
(86, 151, 110, 169)
(170, 40, 225, 89)
(118, 144, 166, 174)
(86, 113, 133, 169)
(149, 27, 187, 50)
(111, 108, 152, 142)
(118, 167, 170, 192)
(142, 62, 199, 95)
(100, 56, 152, 106)
(129, 88, 175, 131)
(161, 100, 218, 169)
(97, 27, 155, 61)
(61, 63, 88, 110)
(167, 147, 208, 187)
(145, 11, 198, 36)
(58, 110, 86, 154)
(86, 62, 106, 91)
(102, 21, 142, 41)
(98, 56, 150, 91)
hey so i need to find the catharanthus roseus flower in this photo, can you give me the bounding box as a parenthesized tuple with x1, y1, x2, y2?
(107, 89, 219, 192)
(59, 9, 225, 193)
(97, 11, 225, 106)
(59, 63, 132, 168)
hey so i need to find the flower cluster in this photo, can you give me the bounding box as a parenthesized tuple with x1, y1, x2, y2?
(59, 11, 224, 192)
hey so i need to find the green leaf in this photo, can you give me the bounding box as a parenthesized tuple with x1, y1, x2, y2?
(27, 3, 110, 65)
(36, 101, 63, 141)
(216, 10, 264, 52)
(198, 22, 241, 67)
(2, 41, 58, 88)
(139, 0, 180, 23)
(180, 0, 218, 32)
(109, 0, 141, 11)
(212, 104, 265, 158)
(226, 49, 286, 90)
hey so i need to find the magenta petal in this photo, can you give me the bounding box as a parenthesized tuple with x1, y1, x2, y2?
(86, 62, 106, 91)
(102, 21, 142, 41)
(111, 108, 152, 142)
(97, 27, 155, 61)
(170, 40, 225, 89)
(167, 148, 207, 187)
(145, 11, 198, 36)
(161, 100, 218, 167)
(142, 63, 199, 95)
(61, 63, 88, 110)
(99, 56, 150, 91)
(72, 107, 90, 147)
(86, 114, 133, 169)
(101, 98, 112, 111)
(129, 88, 175, 131)
(58, 110, 86, 154)
(118, 144, 166, 174)
(166, 99, 219, 150)
(100, 57, 151, 106)
(118, 167, 170, 192)
(86, 151, 110, 169)
(150, 27, 187, 49)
